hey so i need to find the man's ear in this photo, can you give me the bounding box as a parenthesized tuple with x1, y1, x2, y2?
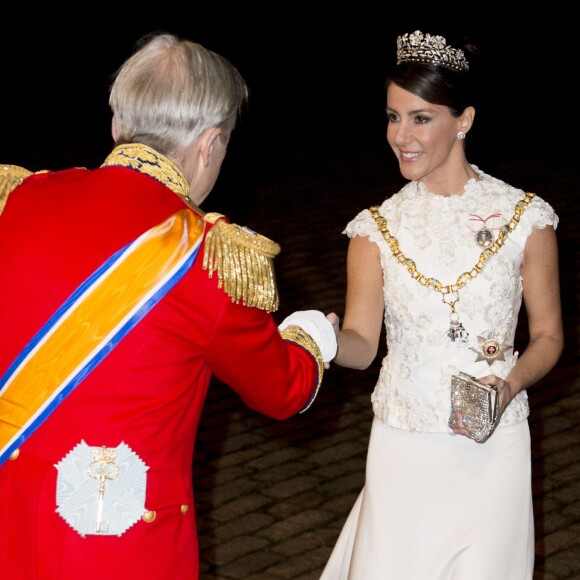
(200, 127, 223, 167)
(111, 116, 118, 141)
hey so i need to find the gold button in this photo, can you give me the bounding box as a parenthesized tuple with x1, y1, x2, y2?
(8, 449, 19, 460)
(180, 504, 189, 515)
(142, 510, 156, 523)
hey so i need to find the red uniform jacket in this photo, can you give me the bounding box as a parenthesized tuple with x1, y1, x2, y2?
(0, 157, 320, 579)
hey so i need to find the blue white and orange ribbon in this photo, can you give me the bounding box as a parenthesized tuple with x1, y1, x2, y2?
(0, 209, 204, 467)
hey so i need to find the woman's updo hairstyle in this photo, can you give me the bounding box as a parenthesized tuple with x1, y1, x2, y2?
(387, 29, 481, 118)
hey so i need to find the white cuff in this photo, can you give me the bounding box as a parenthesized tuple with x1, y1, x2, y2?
(278, 310, 337, 362)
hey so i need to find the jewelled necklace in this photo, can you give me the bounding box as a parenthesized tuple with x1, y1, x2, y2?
(370, 191, 534, 343)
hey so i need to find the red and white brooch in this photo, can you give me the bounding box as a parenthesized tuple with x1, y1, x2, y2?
(469, 331, 513, 366)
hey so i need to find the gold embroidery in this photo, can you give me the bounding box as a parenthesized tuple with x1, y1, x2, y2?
(101, 143, 190, 200)
(0, 164, 33, 216)
(279, 326, 324, 412)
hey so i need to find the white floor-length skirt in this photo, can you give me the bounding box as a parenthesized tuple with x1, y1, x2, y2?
(320, 417, 534, 580)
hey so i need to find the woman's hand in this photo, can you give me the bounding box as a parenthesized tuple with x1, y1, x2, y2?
(324, 312, 340, 368)
(326, 312, 340, 337)
(451, 374, 514, 438)
(477, 374, 515, 417)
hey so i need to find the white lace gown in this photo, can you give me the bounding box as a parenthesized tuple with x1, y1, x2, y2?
(320, 167, 558, 580)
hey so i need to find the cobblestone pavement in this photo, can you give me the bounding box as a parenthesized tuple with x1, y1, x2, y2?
(194, 138, 579, 579)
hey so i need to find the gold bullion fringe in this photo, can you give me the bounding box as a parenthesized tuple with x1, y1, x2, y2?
(202, 214, 281, 313)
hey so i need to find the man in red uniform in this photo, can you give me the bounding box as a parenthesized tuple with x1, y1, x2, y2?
(0, 33, 336, 579)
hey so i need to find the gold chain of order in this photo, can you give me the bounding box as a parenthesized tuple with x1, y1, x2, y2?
(369, 191, 534, 314)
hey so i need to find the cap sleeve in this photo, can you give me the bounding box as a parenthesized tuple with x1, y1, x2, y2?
(519, 194, 559, 239)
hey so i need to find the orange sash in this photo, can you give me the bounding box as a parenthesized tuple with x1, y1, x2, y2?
(0, 209, 204, 466)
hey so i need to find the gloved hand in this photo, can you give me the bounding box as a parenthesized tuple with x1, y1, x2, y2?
(278, 310, 338, 363)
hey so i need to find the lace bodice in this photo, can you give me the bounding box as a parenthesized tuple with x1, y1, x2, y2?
(346, 166, 558, 432)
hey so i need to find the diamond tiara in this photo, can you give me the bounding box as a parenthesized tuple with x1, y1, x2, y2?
(396, 30, 469, 72)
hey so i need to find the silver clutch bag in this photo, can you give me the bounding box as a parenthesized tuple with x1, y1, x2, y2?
(448, 372, 500, 443)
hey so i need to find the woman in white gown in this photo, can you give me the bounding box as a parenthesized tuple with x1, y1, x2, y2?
(321, 29, 563, 580)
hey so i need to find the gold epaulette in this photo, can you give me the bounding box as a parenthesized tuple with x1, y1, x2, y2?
(202, 212, 281, 313)
(0, 164, 33, 216)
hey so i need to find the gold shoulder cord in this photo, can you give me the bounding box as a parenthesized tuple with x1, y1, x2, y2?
(0, 165, 33, 216)
(202, 213, 281, 313)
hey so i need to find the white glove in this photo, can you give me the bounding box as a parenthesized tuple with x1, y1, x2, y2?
(278, 310, 338, 363)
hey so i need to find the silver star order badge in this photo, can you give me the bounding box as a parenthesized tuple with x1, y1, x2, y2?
(469, 331, 513, 366)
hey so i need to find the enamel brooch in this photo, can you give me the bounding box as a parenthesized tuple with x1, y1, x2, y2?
(469, 331, 513, 366)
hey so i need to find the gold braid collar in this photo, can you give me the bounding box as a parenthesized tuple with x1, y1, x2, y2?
(101, 143, 190, 201)
(203, 213, 281, 313)
(0, 164, 33, 216)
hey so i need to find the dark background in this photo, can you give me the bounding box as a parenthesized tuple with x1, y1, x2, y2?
(1, 13, 578, 578)
(0, 13, 574, 221)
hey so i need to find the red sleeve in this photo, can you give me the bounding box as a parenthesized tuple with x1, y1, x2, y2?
(203, 297, 321, 419)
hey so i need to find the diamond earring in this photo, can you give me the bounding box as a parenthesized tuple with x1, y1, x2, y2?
(457, 131, 466, 140)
